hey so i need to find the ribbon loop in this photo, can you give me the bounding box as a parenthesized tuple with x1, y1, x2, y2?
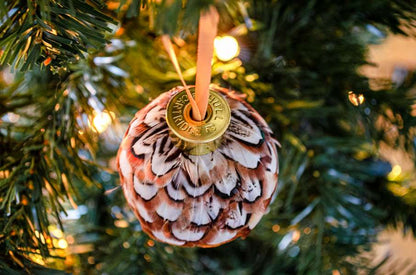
(195, 6, 219, 120)
(162, 6, 219, 121)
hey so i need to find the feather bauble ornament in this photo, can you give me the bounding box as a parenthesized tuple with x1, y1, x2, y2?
(117, 85, 279, 247)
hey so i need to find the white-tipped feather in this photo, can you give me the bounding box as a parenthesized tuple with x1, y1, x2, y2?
(151, 138, 180, 176)
(214, 170, 238, 196)
(266, 142, 279, 174)
(229, 110, 264, 145)
(207, 230, 237, 246)
(242, 177, 262, 202)
(166, 181, 187, 201)
(171, 223, 205, 241)
(226, 205, 248, 229)
(190, 200, 211, 225)
(133, 176, 158, 200)
(184, 154, 214, 185)
(118, 150, 132, 178)
(207, 197, 221, 220)
(220, 139, 260, 169)
(132, 131, 158, 156)
(135, 200, 154, 222)
(153, 230, 185, 246)
(156, 202, 182, 221)
(182, 178, 211, 197)
(144, 105, 164, 126)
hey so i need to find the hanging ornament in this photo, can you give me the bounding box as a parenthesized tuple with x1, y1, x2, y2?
(117, 85, 279, 247)
(116, 6, 279, 247)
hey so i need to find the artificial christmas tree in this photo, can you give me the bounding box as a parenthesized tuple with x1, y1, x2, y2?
(1, 0, 416, 274)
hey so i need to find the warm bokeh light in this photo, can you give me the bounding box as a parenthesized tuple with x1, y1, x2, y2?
(272, 224, 280, 232)
(57, 239, 68, 249)
(214, 36, 240, 62)
(147, 240, 155, 247)
(245, 73, 259, 82)
(114, 219, 129, 228)
(292, 230, 301, 243)
(90, 111, 114, 133)
(144, 254, 151, 262)
(348, 91, 365, 106)
(0, 170, 10, 179)
(49, 225, 64, 239)
(304, 227, 311, 234)
(387, 164, 402, 181)
(28, 253, 45, 265)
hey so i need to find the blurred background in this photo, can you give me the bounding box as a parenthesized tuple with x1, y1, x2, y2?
(1, 1, 416, 274)
(362, 31, 416, 274)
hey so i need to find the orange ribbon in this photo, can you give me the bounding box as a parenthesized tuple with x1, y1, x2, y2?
(195, 6, 219, 120)
(162, 6, 219, 121)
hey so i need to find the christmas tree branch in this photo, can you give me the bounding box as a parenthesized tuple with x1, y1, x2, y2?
(0, 0, 115, 71)
(0, 39, 131, 269)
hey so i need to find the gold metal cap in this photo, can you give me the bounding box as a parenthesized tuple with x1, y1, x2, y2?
(166, 88, 231, 155)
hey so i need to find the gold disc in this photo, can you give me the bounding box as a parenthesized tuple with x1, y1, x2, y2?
(166, 88, 231, 155)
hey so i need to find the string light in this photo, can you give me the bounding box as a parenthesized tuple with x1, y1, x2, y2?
(214, 36, 240, 62)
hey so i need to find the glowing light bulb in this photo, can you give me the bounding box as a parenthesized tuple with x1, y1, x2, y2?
(91, 111, 113, 133)
(214, 36, 240, 62)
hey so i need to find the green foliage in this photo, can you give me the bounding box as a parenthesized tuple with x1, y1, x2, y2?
(0, 39, 135, 271)
(1, 0, 416, 274)
(0, 0, 115, 71)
